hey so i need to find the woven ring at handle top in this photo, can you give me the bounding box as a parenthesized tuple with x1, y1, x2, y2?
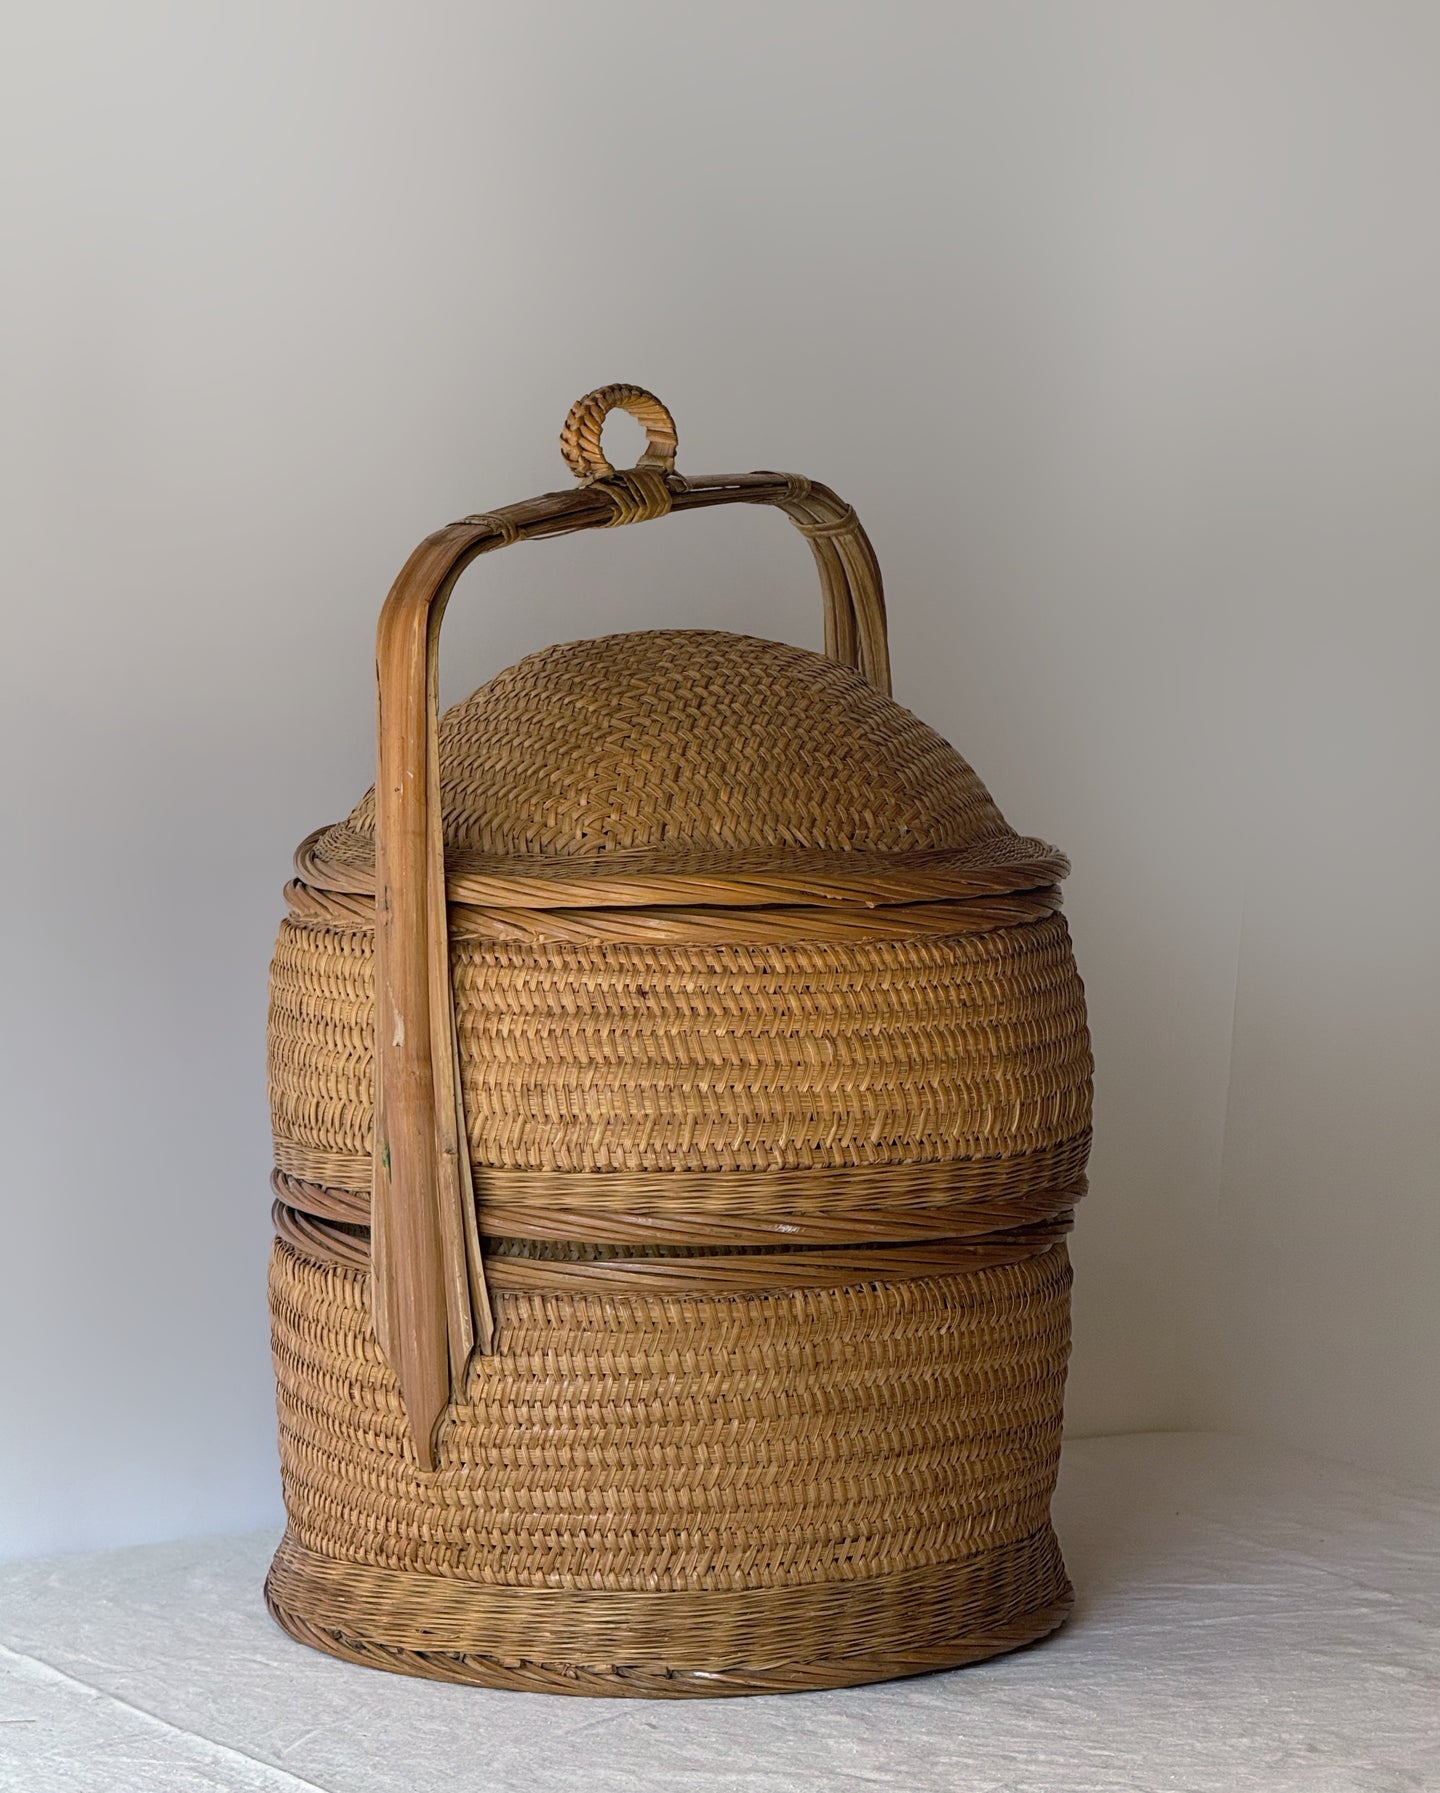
(561, 384, 679, 485)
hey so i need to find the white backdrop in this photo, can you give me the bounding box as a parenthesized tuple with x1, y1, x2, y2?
(3, 1, 1437, 1558)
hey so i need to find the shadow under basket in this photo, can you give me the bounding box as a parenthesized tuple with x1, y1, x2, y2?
(263, 385, 1092, 1696)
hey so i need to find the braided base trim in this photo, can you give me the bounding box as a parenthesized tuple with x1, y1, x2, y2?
(264, 1526, 1073, 1699)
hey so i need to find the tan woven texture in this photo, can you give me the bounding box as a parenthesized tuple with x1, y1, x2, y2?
(317, 628, 1015, 870)
(271, 911, 1090, 1177)
(266, 1244, 1073, 1695)
(265, 390, 1092, 1696)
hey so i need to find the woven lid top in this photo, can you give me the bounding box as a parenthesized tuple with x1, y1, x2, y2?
(305, 630, 1065, 906)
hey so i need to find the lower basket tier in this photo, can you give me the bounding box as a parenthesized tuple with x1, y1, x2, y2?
(269, 1237, 1074, 1695)
(264, 1523, 1073, 1697)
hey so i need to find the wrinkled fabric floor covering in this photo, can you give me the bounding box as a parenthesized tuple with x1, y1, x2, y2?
(1, 1433, 1436, 1793)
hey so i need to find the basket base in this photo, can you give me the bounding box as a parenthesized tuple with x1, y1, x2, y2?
(264, 1526, 1073, 1699)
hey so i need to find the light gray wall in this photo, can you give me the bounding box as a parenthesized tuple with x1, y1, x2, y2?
(2, 2, 1436, 1557)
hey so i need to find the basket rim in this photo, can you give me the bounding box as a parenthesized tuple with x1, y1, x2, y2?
(294, 827, 1070, 912)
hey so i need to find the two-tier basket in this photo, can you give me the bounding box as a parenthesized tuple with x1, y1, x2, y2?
(264, 385, 1093, 1695)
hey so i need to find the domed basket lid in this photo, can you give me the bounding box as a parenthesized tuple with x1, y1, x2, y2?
(301, 629, 1066, 909)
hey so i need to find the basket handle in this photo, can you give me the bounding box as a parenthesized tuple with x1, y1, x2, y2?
(372, 387, 890, 1466)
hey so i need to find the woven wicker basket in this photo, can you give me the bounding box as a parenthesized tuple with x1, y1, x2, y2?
(264, 386, 1093, 1697)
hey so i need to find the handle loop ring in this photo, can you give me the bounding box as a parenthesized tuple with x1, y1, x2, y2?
(560, 384, 679, 485)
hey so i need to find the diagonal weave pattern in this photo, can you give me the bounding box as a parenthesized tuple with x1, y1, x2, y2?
(324, 631, 1011, 863)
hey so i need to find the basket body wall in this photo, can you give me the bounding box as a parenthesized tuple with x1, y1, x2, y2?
(265, 624, 1092, 1696)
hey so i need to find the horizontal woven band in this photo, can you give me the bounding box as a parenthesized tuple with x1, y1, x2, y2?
(272, 1200, 1073, 1290)
(271, 1136, 1090, 1293)
(265, 1524, 1071, 1673)
(272, 1147, 1090, 1247)
(292, 827, 1070, 912)
(283, 878, 1063, 944)
(272, 1132, 1091, 1211)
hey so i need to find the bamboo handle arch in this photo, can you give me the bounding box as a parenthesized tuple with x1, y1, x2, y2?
(372, 386, 890, 1466)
